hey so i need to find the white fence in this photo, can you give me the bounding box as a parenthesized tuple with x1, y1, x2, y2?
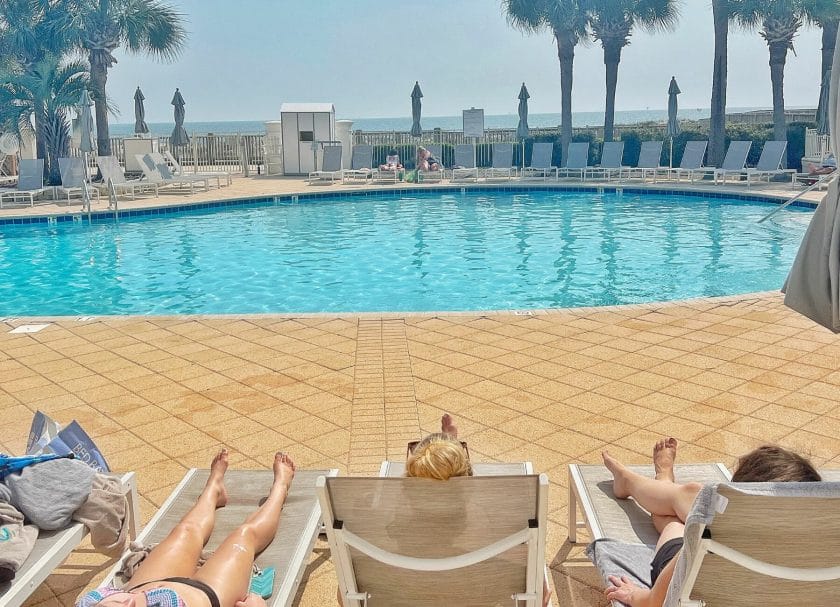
(805, 128, 831, 160)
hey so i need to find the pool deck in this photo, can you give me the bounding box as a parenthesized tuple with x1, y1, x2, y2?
(2, 175, 838, 607)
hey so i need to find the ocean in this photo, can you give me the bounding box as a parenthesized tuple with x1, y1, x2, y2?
(108, 107, 765, 137)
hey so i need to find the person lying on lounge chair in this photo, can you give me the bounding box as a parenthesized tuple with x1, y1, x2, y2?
(416, 147, 442, 172)
(379, 149, 403, 172)
(77, 450, 296, 607)
(601, 440, 820, 607)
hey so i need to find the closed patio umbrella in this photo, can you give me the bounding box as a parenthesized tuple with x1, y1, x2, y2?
(817, 69, 831, 137)
(78, 89, 94, 212)
(782, 40, 840, 332)
(134, 86, 149, 135)
(410, 82, 423, 138)
(517, 83, 530, 170)
(667, 76, 681, 168)
(170, 88, 190, 165)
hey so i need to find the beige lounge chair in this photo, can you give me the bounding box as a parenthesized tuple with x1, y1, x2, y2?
(163, 151, 232, 187)
(103, 467, 337, 607)
(308, 146, 343, 184)
(320, 459, 549, 607)
(0, 473, 140, 607)
(96, 156, 158, 199)
(0, 159, 51, 208)
(135, 154, 210, 194)
(56, 157, 100, 204)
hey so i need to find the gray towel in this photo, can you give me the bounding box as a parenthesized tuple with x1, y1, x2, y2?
(0, 502, 38, 583)
(5, 458, 96, 530)
(586, 537, 654, 590)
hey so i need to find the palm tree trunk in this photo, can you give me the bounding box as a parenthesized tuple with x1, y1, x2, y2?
(768, 39, 788, 149)
(822, 19, 838, 82)
(89, 52, 112, 157)
(603, 42, 622, 143)
(555, 31, 576, 166)
(709, 0, 729, 167)
(34, 103, 49, 183)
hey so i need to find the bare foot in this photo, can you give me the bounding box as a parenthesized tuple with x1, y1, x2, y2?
(441, 413, 459, 438)
(654, 437, 678, 482)
(273, 452, 296, 491)
(602, 451, 631, 499)
(207, 448, 229, 508)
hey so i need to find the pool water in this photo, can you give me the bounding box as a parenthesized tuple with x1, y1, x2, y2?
(0, 190, 812, 316)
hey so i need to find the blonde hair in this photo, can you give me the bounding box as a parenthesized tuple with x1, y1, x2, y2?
(406, 434, 472, 480)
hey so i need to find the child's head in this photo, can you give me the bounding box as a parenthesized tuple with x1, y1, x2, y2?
(731, 445, 821, 482)
(406, 433, 472, 480)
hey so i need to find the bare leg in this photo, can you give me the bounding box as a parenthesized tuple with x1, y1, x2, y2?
(194, 453, 296, 607)
(653, 437, 678, 482)
(603, 450, 701, 523)
(441, 413, 458, 438)
(127, 449, 229, 588)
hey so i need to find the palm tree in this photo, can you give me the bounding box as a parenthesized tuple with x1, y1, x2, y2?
(817, 14, 838, 84)
(61, 0, 187, 157)
(731, 0, 840, 144)
(709, 0, 734, 167)
(0, 0, 75, 162)
(587, 0, 680, 142)
(502, 0, 590, 165)
(0, 55, 90, 185)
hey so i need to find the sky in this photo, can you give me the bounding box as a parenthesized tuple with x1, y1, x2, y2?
(106, 0, 828, 123)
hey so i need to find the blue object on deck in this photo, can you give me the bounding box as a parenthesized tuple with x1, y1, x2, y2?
(0, 453, 75, 479)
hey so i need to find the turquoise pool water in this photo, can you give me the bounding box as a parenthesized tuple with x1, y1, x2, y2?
(0, 190, 812, 316)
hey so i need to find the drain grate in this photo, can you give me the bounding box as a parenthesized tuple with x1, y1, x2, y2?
(10, 324, 51, 334)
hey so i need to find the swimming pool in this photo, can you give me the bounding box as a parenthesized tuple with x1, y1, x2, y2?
(0, 189, 812, 316)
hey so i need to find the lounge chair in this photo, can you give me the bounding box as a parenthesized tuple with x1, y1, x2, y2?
(451, 144, 480, 182)
(483, 142, 517, 181)
(96, 156, 159, 199)
(556, 142, 590, 179)
(163, 151, 232, 186)
(147, 153, 223, 189)
(56, 157, 100, 204)
(417, 144, 445, 183)
(664, 141, 708, 182)
(136, 154, 211, 194)
(308, 145, 343, 184)
(343, 145, 374, 184)
(371, 152, 403, 184)
(0, 473, 140, 607)
(319, 461, 550, 607)
(102, 467, 338, 607)
(584, 142, 626, 181)
(0, 159, 51, 208)
(521, 142, 558, 181)
(739, 140, 797, 186)
(620, 141, 665, 182)
(702, 140, 752, 184)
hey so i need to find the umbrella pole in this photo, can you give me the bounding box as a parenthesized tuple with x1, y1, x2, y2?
(669, 138, 674, 169)
(82, 151, 91, 213)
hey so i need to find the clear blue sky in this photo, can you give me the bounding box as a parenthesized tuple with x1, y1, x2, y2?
(106, 0, 827, 123)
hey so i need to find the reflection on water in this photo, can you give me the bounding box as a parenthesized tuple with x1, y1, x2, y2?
(0, 191, 813, 315)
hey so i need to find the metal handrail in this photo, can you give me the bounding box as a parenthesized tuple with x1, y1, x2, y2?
(758, 173, 835, 223)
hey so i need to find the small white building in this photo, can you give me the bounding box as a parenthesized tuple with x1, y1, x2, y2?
(280, 103, 335, 175)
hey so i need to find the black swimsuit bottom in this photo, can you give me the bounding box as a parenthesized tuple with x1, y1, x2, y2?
(131, 577, 222, 607)
(650, 537, 684, 585)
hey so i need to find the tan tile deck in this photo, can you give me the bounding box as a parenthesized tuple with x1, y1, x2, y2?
(2, 177, 837, 607)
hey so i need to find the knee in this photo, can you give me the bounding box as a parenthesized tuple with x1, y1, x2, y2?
(681, 482, 703, 497)
(173, 520, 205, 539)
(232, 525, 258, 547)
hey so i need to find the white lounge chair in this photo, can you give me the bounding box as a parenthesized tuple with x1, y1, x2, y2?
(740, 140, 796, 186)
(705, 140, 752, 184)
(521, 142, 558, 181)
(343, 145, 374, 184)
(417, 144, 445, 183)
(319, 461, 550, 607)
(664, 141, 708, 182)
(620, 141, 665, 181)
(371, 152, 403, 184)
(0, 473, 140, 607)
(556, 142, 590, 179)
(102, 468, 338, 607)
(148, 152, 223, 189)
(56, 157, 100, 204)
(0, 159, 51, 208)
(585, 142, 626, 181)
(136, 154, 210, 194)
(451, 144, 480, 182)
(163, 151, 232, 186)
(483, 142, 517, 181)
(308, 145, 343, 184)
(96, 156, 158, 199)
